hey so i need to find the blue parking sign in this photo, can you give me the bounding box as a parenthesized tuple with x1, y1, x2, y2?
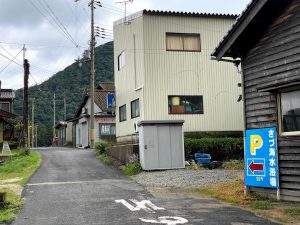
(245, 128, 279, 189)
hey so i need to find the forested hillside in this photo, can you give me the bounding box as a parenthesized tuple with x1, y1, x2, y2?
(14, 41, 114, 146)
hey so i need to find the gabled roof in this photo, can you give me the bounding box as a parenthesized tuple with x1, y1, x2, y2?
(212, 0, 295, 60)
(97, 82, 115, 91)
(74, 83, 115, 118)
(0, 89, 15, 100)
(114, 9, 238, 26)
(0, 109, 16, 119)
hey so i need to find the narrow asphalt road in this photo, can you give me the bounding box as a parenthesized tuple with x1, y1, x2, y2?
(12, 148, 280, 225)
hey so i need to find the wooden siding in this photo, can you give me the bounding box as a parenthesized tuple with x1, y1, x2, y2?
(243, 0, 300, 200)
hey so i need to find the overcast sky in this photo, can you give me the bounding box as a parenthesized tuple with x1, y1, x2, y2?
(0, 0, 251, 89)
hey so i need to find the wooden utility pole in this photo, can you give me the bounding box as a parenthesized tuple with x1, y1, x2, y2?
(23, 52, 29, 153)
(64, 98, 67, 120)
(90, 0, 95, 148)
(53, 93, 56, 144)
(31, 98, 35, 148)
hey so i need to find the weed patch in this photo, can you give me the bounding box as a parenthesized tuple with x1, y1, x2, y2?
(97, 154, 112, 165)
(122, 161, 142, 176)
(0, 149, 41, 222)
(284, 207, 300, 215)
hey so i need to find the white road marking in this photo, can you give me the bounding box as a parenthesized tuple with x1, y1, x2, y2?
(140, 216, 188, 225)
(115, 199, 165, 213)
(27, 180, 104, 186)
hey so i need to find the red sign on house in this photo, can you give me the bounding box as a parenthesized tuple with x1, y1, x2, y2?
(95, 118, 115, 123)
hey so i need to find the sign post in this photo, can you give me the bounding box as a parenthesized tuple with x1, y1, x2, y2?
(245, 128, 279, 199)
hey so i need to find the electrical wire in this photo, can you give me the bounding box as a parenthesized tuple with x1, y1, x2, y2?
(0, 49, 23, 74)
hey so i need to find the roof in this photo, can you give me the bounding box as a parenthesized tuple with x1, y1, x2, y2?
(75, 83, 115, 117)
(95, 90, 114, 113)
(114, 9, 238, 26)
(0, 89, 15, 100)
(97, 82, 115, 91)
(0, 109, 16, 119)
(212, 0, 295, 60)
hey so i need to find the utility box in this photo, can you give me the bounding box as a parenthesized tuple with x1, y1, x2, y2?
(138, 120, 185, 170)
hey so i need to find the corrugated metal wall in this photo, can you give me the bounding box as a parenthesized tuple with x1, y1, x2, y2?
(243, 1, 300, 201)
(114, 16, 145, 139)
(143, 15, 243, 132)
(114, 13, 244, 139)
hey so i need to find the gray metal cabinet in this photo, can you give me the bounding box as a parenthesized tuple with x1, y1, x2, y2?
(138, 120, 185, 170)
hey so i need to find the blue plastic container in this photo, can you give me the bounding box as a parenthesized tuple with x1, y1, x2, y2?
(194, 153, 211, 165)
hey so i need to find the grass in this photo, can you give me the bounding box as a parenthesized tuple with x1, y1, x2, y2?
(122, 161, 142, 176)
(223, 160, 244, 170)
(196, 179, 300, 224)
(97, 154, 112, 165)
(0, 149, 41, 222)
(0, 189, 24, 222)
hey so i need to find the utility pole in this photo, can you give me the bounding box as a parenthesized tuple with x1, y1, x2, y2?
(53, 93, 56, 145)
(35, 125, 38, 147)
(64, 98, 67, 120)
(31, 98, 35, 148)
(23, 45, 30, 153)
(90, 0, 95, 148)
(116, 0, 133, 24)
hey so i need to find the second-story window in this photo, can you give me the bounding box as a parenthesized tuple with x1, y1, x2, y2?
(0, 103, 10, 112)
(166, 33, 201, 52)
(131, 99, 140, 118)
(118, 51, 126, 70)
(119, 104, 127, 122)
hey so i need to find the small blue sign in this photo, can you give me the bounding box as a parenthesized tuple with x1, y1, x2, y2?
(245, 128, 279, 189)
(107, 93, 115, 109)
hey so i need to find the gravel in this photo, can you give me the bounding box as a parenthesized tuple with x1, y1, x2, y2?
(132, 169, 243, 187)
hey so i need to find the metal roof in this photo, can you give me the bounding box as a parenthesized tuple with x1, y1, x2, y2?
(0, 89, 15, 99)
(114, 9, 238, 26)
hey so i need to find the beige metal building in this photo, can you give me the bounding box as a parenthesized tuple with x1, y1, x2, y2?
(114, 10, 243, 142)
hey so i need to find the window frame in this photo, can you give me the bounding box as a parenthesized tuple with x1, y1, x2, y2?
(168, 95, 204, 115)
(99, 123, 116, 136)
(119, 104, 127, 122)
(278, 87, 300, 136)
(118, 51, 125, 71)
(166, 32, 201, 52)
(0, 102, 10, 112)
(131, 99, 140, 119)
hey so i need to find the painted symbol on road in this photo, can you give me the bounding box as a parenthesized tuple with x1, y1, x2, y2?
(115, 199, 188, 224)
(249, 161, 264, 173)
(140, 216, 188, 225)
(115, 199, 165, 213)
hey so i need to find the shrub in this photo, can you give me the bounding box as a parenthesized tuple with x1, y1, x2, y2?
(122, 161, 142, 176)
(94, 140, 109, 154)
(184, 137, 243, 161)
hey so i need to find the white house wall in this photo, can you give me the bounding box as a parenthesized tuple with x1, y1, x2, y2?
(142, 15, 243, 133)
(114, 14, 243, 139)
(114, 16, 146, 137)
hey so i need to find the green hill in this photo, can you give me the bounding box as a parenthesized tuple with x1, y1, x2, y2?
(14, 41, 114, 146)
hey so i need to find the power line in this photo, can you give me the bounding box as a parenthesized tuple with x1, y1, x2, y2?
(0, 48, 23, 74)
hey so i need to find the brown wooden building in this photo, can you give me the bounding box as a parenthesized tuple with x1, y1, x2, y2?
(212, 0, 300, 201)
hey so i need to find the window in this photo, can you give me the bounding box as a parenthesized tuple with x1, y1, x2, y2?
(131, 99, 140, 118)
(118, 51, 125, 70)
(166, 33, 201, 51)
(0, 103, 10, 112)
(280, 89, 300, 134)
(99, 124, 116, 136)
(168, 96, 203, 114)
(119, 104, 127, 122)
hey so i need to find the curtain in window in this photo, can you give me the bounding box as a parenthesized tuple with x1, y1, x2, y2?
(166, 35, 183, 50)
(183, 36, 200, 51)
